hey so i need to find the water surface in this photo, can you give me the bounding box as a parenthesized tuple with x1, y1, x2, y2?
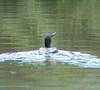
(0, 0, 100, 90)
(0, 63, 100, 90)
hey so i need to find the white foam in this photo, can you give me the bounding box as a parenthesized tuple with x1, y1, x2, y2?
(0, 49, 100, 68)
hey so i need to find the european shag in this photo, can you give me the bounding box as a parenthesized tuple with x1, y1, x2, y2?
(44, 32, 56, 48)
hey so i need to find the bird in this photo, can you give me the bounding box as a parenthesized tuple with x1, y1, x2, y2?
(44, 32, 56, 48)
(38, 32, 58, 55)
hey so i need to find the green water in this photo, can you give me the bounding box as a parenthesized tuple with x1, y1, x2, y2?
(0, 63, 100, 90)
(0, 0, 100, 90)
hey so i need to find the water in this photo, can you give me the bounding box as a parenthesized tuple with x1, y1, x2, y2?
(0, 0, 100, 90)
(0, 64, 100, 90)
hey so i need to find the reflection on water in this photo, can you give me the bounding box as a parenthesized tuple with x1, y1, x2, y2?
(0, 0, 100, 90)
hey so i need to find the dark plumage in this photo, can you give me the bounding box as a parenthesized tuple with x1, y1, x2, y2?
(44, 32, 56, 48)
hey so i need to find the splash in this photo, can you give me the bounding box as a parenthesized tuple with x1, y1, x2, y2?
(0, 49, 100, 68)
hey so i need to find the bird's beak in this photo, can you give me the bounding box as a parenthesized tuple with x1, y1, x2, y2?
(51, 32, 56, 37)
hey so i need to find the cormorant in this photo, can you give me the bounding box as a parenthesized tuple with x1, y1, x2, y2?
(44, 32, 56, 48)
(38, 32, 57, 54)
